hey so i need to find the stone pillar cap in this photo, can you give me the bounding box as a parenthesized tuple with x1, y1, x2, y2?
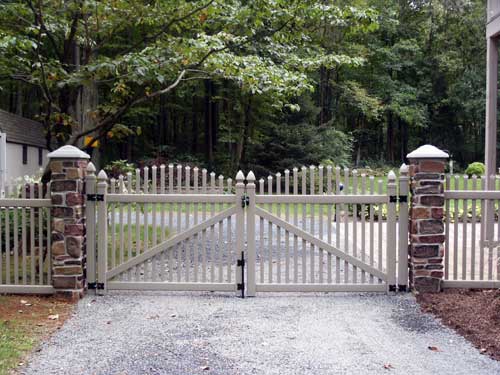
(48, 145, 90, 159)
(407, 144, 449, 159)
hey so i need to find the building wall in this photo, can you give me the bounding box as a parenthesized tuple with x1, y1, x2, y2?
(5, 142, 49, 185)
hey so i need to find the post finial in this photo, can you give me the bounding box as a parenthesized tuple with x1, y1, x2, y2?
(97, 170, 108, 180)
(87, 162, 96, 175)
(236, 170, 245, 182)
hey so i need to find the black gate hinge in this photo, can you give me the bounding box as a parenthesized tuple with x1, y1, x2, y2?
(237, 258, 245, 267)
(241, 195, 249, 208)
(88, 282, 104, 290)
(389, 195, 408, 203)
(87, 194, 104, 202)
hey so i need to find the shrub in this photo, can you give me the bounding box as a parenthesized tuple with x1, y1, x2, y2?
(465, 162, 485, 177)
(104, 160, 136, 179)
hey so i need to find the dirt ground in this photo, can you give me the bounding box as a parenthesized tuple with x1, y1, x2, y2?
(418, 289, 500, 361)
(0, 295, 74, 374)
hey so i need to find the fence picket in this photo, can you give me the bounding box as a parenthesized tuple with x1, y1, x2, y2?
(293, 168, 298, 283)
(319, 166, 324, 284)
(309, 166, 315, 283)
(29, 184, 36, 284)
(276, 172, 281, 283)
(326, 166, 332, 284)
(301, 167, 307, 283)
(462, 175, 468, 280)
(21, 186, 26, 284)
(343, 167, 350, 283)
(259, 178, 265, 283)
(352, 170, 358, 284)
(284, 169, 290, 283)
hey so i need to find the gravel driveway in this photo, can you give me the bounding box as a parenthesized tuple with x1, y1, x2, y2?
(21, 292, 500, 375)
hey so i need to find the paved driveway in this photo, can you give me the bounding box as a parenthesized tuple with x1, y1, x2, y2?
(22, 293, 500, 375)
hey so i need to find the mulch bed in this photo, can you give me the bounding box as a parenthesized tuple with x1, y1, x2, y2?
(417, 289, 500, 361)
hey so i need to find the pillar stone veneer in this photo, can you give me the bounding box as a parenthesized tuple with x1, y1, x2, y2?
(407, 145, 449, 293)
(47, 145, 90, 298)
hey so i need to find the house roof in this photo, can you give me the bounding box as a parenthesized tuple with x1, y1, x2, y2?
(0, 109, 47, 148)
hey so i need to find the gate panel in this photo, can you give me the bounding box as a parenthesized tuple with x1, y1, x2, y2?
(246, 168, 399, 293)
(93, 166, 245, 294)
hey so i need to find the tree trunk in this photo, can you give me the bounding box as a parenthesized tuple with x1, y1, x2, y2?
(386, 112, 394, 163)
(204, 80, 214, 167)
(191, 95, 198, 154)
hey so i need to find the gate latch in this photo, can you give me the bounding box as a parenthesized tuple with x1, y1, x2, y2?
(241, 194, 250, 208)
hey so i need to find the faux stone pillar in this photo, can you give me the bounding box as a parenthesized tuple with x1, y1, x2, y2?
(407, 145, 449, 293)
(47, 145, 90, 298)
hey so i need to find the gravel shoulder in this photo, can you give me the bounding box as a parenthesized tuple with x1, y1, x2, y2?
(20, 292, 500, 375)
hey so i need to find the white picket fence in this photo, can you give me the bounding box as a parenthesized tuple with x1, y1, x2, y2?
(0, 183, 53, 294)
(86, 163, 409, 296)
(444, 174, 500, 288)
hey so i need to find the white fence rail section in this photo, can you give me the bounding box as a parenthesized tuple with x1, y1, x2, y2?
(444, 174, 500, 288)
(0, 183, 53, 294)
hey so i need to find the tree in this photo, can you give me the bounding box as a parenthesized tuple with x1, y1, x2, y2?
(0, 0, 374, 155)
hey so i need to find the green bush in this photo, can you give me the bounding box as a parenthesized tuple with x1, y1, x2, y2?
(465, 162, 485, 177)
(104, 160, 136, 179)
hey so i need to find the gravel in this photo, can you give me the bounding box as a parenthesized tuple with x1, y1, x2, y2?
(21, 292, 500, 375)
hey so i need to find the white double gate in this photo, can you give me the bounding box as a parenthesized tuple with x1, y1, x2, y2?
(86, 165, 409, 296)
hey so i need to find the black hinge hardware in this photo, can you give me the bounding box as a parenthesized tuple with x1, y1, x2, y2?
(241, 195, 250, 208)
(87, 194, 104, 202)
(398, 284, 408, 292)
(88, 282, 104, 290)
(389, 195, 408, 203)
(389, 284, 397, 292)
(237, 252, 245, 298)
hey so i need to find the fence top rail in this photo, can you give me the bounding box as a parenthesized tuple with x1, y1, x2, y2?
(0, 198, 51, 207)
(107, 193, 236, 204)
(445, 190, 500, 200)
(255, 194, 388, 204)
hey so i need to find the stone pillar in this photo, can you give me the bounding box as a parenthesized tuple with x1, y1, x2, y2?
(407, 145, 449, 293)
(47, 145, 90, 299)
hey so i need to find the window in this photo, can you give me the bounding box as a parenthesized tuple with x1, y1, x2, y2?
(22, 145, 28, 165)
(38, 147, 43, 166)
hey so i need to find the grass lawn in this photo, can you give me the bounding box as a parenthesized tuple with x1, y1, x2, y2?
(107, 223, 170, 267)
(0, 295, 74, 375)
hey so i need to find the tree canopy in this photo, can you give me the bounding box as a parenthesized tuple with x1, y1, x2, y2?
(0, 0, 488, 175)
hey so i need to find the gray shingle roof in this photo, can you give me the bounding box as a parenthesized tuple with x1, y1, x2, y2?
(0, 109, 47, 148)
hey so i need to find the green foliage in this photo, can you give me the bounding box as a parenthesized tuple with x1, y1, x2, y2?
(104, 160, 136, 179)
(465, 162, 486, 177)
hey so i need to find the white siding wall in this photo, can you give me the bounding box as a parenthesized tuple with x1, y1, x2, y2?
(489, 0, 500, 22)
(5, 142, 48, 184)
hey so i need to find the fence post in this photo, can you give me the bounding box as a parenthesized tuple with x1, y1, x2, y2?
(235, 171, 245, 297)
(96, 170, 108, 295)
(386, 171, 397, 292)
(85, 163, 97, 293)
(47, 145, 90, 299)
(246, 171, 256, 297)
(407, 145, 449, 293)
(398, 164, 409, 291)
